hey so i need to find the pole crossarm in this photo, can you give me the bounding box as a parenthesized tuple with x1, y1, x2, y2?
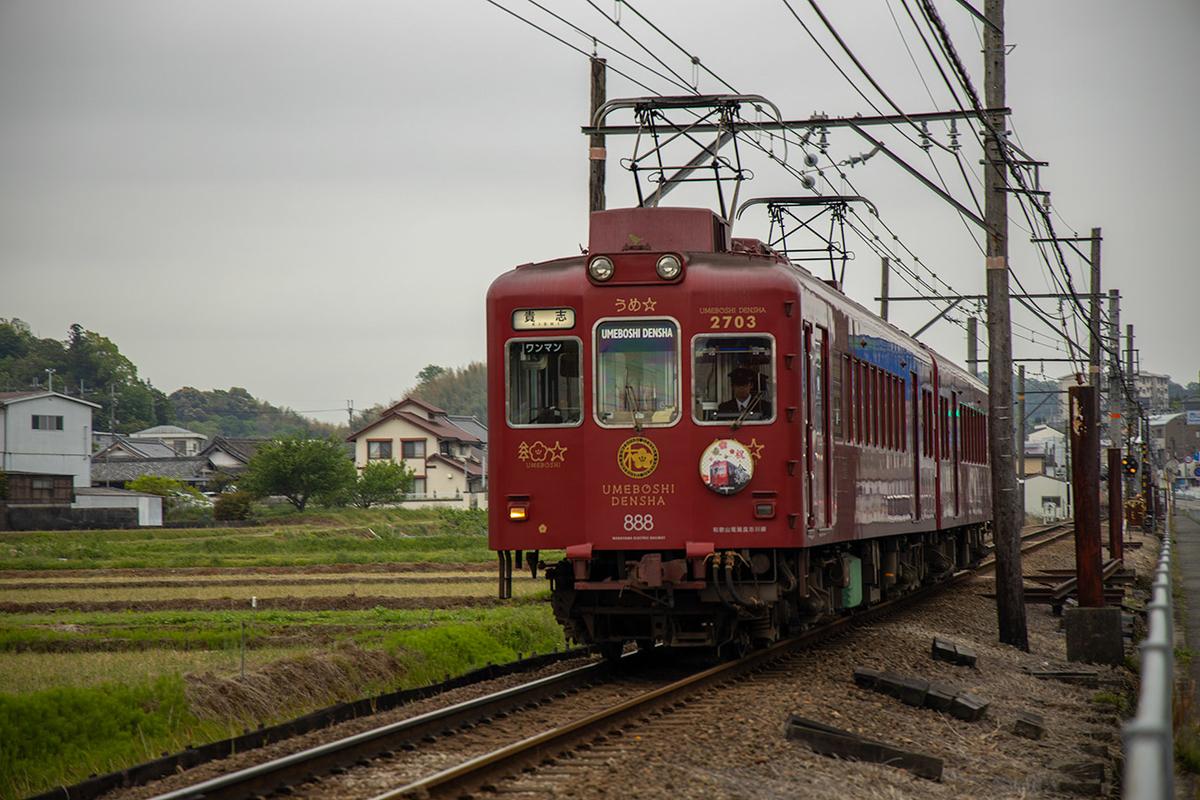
(876, 292, 1107, 301)
(583, 106, 1010, 136)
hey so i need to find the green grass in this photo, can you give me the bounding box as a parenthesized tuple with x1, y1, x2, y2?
(0, 605, 567, 799)
(0, 514, 571, 800)
(0, 528, 495, 570)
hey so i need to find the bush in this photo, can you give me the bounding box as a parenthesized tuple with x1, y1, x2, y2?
(213, 491, 254, 521)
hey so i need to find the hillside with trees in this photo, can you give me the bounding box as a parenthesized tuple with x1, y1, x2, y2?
(0, 318, 337, 439)
(0, 318, 174, 433)
(350, 362, 488, 431)
(169, 386, 338, 439)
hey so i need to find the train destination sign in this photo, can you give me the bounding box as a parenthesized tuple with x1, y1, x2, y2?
(512, 308, 576, 330)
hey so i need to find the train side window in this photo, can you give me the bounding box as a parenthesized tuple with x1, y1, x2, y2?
(506, 338, 583, 427)
(596, 319, 681, 427)
(691, 333, 775, 424)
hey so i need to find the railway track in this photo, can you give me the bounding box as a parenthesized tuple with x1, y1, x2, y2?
(141, 525, 1081, 800)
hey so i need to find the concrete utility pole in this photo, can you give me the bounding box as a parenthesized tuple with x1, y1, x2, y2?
(1126, 324, 1136, 500)
(967, 316, 978, 377)
(880, 257, 890, 321)
(983, 0, 1028, 651)
(1018, 365, 1025, 514)
(589, 57, 607, 214)
(1088, 228, 1102, 418)
(1107, 289, 1121, 447)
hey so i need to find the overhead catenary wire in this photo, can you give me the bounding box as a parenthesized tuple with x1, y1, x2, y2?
(482, 0, 1130, 398)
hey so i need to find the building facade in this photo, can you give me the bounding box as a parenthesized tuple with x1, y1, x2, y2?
(0, 391, 99, 487)
(346, 397, 485, 504)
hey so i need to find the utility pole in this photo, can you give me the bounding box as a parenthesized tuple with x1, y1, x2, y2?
(1107, 289, 1120, 448)
(1018, 365, 1025, 515)
(589, 57, 607, 214)
(967, 316, 978, 377)
(1088, 227, 1102, 418)
(880, 257, 890, 321)
(1126, 324, 1136, 500)
(983, 0, 1028, 651)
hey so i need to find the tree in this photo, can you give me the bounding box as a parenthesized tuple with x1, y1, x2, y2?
(350, 460, 415, 509)
(417, 364, 447, 385)
(408, 362, 488, 423)
(240, 434, 356, 512)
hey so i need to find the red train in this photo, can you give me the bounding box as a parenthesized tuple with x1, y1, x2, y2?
(487, 202, 990, 658)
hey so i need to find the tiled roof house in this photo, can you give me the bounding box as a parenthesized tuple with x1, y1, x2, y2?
(346, 397, 485, 500)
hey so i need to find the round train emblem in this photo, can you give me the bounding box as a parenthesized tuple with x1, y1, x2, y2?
(617, 437, 659, 479)
(699, 439, 754, 495)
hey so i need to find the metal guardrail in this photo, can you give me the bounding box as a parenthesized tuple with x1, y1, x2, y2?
(1122, 497, 1175, 799)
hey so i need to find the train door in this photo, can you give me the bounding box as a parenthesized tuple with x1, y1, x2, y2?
(951, 390, 961, 517)
(911, 371, 920, 521)
(804, 324, 829, 529)
(931, 361, 942, 530)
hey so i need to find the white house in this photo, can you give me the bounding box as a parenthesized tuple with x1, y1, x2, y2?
(1026, 425, 1066, 479)
(130, 424, 207, 456)
(0, 391, 99, 487)
(1024, 473, 1070, 522)
(346, 397, 485, 506)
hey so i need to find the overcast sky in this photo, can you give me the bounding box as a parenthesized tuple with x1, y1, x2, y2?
(2, 0, 1197, 425)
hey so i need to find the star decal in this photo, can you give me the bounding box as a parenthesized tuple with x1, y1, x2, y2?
(642, 298, 657, 311)
(546, 441, 568, 461)
(746, 438, 764, 460)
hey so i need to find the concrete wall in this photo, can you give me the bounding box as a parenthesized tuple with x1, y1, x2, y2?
(4, 505, 138, 531)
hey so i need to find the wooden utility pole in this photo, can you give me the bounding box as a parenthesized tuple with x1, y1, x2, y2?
(589, 57, 607, 214)
(983, 0, 1028, 650)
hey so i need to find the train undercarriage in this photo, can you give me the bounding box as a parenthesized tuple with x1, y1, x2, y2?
(543, 526, 991, 658)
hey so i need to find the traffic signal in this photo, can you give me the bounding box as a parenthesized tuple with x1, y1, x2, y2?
(1122, 457, 1137, 476)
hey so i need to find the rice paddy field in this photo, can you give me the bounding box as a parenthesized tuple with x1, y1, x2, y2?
(0, 506, 568, 800)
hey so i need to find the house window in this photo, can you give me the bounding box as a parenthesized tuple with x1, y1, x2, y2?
(32, 415, 64, 431)
(367, 440, 392, 460)
(411, 477, 426, 495)
(402, 440, 426, 459)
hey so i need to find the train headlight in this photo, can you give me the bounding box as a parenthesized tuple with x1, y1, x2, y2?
(655, 254, 682, 280)
(588, 256, 615, 282)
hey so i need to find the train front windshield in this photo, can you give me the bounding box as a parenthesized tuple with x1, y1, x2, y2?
(595, 319, 680, 427)
(506, 338, 583, 427)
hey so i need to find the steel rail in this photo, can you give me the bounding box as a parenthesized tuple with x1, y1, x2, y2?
(152, 524, 1076, 800)
(145, 662, 610, 800)
(372, 538, 1053, 800)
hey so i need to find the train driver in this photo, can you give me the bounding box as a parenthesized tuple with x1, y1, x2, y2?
(716, 367, 771, 419)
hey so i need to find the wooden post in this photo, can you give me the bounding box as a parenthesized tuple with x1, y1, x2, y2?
(1069, 385, 1103, 608)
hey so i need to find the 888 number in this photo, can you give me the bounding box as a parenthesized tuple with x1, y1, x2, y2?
(623, 514, 654, 532)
